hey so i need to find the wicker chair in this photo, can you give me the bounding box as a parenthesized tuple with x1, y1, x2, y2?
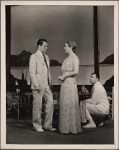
(6, 92, 31, 119)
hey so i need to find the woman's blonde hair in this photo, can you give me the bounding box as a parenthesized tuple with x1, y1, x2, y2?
(66, 41, 77, 52)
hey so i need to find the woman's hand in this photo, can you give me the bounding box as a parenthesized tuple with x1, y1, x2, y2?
(58, 75, 65, 81)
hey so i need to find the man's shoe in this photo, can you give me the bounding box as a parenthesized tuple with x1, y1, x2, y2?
(44, 127, 56, 132)
(81, 122, 88, 126)
(83, 123, 96, 128)
(98, 122, 105, 127)
(49, 127, 56, 132)
(34, 128, 44, 132)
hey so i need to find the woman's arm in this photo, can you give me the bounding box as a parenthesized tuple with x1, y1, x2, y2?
(58, 56, 79, 81)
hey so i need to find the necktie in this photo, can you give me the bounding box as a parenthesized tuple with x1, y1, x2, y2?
(43, 53, 48, 68)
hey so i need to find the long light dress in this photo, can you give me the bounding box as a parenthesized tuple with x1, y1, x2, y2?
(59, 53, 82, 134)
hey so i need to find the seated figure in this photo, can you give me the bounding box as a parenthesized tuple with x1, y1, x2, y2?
(83, 73, 110, 128)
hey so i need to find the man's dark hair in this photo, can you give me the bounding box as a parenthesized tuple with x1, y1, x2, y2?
(37, 39, 47, 47)
(91, 72, 100, 79)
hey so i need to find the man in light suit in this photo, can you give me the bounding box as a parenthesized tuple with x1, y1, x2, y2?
(29, 39, 56, 132)
(83, 73, 109, 128)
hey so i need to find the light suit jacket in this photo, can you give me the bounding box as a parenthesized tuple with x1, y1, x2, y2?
(29, 51, 51, 90)
(91, 81, 109, 114)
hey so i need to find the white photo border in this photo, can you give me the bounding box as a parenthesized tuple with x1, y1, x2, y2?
(1, 1, 119, 149)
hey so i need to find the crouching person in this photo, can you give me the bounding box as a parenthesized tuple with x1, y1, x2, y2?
(83, 73, 110, 128)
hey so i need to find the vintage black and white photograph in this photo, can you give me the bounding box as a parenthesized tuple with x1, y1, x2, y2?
(1, 1, 119, 149)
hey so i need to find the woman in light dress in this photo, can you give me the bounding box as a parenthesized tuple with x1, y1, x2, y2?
(58, 41, 82, 134)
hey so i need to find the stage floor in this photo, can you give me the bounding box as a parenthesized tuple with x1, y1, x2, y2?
(6, 116, 114, 145)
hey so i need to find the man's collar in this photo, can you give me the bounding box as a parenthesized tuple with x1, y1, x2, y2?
(37, 50, 43, 56)
(94, 81, 100, 87)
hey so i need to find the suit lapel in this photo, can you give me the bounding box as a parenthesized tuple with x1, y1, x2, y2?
(36, 51, 46, 66)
